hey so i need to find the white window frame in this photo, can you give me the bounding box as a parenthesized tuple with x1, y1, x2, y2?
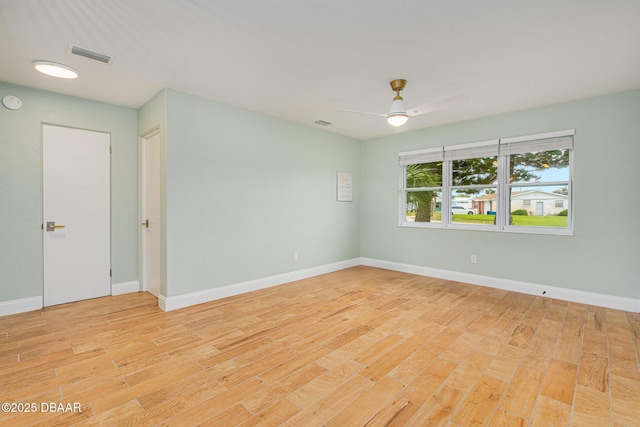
(398, 147, 444, 228)
(446, 139, 499, 231)
(399, 129, 574, 235)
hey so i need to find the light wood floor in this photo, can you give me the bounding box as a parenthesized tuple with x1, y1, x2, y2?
(1, 266, 639, 426)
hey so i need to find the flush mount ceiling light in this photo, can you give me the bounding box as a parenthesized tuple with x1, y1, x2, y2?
(33, 60, 78, 79)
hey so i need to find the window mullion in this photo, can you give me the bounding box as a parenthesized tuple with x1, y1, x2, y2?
(498, 153, 509, 230)
(443, 157, 452, 226)
(399, 166, 406, 225)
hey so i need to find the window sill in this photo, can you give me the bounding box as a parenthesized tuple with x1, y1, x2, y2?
(399, 222, 574, 236)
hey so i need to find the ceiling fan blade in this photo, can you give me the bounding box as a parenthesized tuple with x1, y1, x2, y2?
(407, 93, 469, 117)
(332, 108, 386, 117)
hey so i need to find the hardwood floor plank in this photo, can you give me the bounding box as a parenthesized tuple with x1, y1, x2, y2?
(406, 385, 464, 427)
(488, 408, 527, 426)
(360, 340, 417, 381)
(137, 364, 228, 410)
(326, 376, 404, 426)
(499, 364, 545, 419)
(288, 374, 372, 427)
(157, 377, 266, 426)
(401, 357, 457, 404)
(196, 404, 253, 426)
(352, 333, 404, 366)
(387, 343, 443, 385)
(287, 359, 361, 409)
(540, 358, 577, 405)
(577, 352, 609, 392)
(530, 395, 571, 427)
(451, 375, 507, 426)
(485, 343, 526, 382)
(239, 397, 301, 426)
(610, 374, 640, 426)
(444, 351, 493, 394)
(1, 266, 638, 425)
(608, 330, 640, 381)
(242, 362, 326, 413)
(572, 384, 611, 426)
(553, 332, 583, 364)
(365, 396, 420, 427)
(90, 363, 203, 414)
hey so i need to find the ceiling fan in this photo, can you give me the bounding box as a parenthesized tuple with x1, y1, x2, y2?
(335, 79, 467, 127)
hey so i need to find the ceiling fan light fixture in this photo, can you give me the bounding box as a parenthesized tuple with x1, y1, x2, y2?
(387, 98, 408, 127)
(33, 60, 78, 79)
(387, 114, 409, 127)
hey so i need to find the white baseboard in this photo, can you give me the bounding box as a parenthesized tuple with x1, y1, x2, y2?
(4, 257, 636, 317)
(0, 281, 140, 317)
(159, 258, 361, 312)
(0, 296, 43, 316)
(360, 257, 640, 313)
(112, 281, 140, 296)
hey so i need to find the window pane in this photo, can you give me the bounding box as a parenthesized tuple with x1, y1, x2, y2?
(406, 162, 442, 188)
(510, 149, 569, 183)
(509, 185, 569, 227)
(406, 190, 442, 223)
(451, 188, 497, 224)
(452, 156, 497, 186)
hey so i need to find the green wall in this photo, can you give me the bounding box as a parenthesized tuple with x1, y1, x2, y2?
(2, 80, 638, 307)
(162, 89, 361, 296)
(0, 82, 138, 302)
(360, 90, 640, 299)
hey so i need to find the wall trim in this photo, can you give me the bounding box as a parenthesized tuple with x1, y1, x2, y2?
(360, 257, 640, 313)
(112, 281, 140, 296)
(4, 258, 636, 316)
(0, 296, 43, 317)
(159, 258, 361, 312)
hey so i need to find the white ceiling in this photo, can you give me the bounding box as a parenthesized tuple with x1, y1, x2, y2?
(1, 0, 639, 140)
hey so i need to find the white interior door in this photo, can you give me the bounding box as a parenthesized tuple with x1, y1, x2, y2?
(141, 131, 161, 297)
(43, 124, 111, 306)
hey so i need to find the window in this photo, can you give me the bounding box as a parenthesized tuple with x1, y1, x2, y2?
(399, 148, 443, 223)
(399, 130, 574, 234)
(447, 141, 498, 226)
(502, 132, 573, 231)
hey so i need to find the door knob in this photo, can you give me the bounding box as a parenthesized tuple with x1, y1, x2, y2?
(46, 221, 65, 232)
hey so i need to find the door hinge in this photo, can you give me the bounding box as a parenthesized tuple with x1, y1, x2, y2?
(110, 268, 112, 277)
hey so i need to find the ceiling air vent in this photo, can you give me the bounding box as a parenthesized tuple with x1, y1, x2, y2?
(68, 44, 113, 64)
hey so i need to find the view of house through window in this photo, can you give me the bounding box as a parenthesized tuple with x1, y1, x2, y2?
(399, 130, 574, 234)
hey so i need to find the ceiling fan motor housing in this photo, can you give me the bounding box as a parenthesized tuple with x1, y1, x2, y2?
(390, 79, 407, 93)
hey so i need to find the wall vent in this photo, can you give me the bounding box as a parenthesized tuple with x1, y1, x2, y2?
(68, 44, 113, 64)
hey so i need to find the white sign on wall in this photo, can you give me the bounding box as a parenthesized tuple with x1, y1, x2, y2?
(337, 172, 352, 202)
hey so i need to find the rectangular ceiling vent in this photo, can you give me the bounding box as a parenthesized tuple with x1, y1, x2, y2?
(68, 44, 113, 64)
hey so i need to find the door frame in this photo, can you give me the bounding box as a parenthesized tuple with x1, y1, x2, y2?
(139, 128, 163, 297)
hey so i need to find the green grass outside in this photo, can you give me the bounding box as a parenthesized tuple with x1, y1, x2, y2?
(452, 214, 568, 227)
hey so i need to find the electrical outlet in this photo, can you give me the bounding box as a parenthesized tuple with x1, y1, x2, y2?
(293, 251, 298, 262)
(470, 254, 477, 264)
